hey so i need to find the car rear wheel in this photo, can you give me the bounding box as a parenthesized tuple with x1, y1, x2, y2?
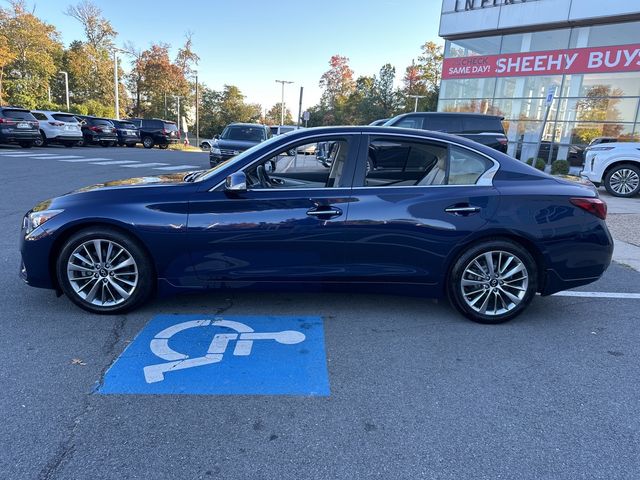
(447, 240, 538, 324)
(63, 141, 75, 148)
(56, 228, 155, 314)
(34, 132, 46, 147)
(604, 164, 640, 197)
(142, 136, 154, 149)
(159, 143, 169, 150)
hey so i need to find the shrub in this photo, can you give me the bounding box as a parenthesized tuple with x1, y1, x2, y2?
(551, 159, 570, 175)
(526, 157, 547, 171)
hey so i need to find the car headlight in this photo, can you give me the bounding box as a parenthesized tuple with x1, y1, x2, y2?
(23, 209, 63, 234)
(211, 147, 222, 155)
(589, 146, 614, 151)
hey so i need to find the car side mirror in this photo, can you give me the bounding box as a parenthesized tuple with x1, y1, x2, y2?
(225, 171, 247, 192)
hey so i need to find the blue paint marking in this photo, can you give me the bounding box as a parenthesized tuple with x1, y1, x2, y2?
(98, 315, 330, 396)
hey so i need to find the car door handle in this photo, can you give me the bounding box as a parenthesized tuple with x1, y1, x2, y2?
(445, 205, 481, 216)
(307, 207, 343, 218)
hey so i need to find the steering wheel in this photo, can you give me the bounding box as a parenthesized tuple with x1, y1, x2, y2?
(256, 164, 271, 188)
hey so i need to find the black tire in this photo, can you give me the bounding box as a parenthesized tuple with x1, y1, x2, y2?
(100, 142, 110, 147)
(604, 163, 640, 198)
(56, 227, 155, 314)
(447, 239, 538, 324)
(142, 136, 154, 149)
(126, 143, 136, 148)
(34, 132, 46, 147)
(159, 143, 169, 150)
(76, 138, 85, 147)
(19, 141, 33, 148)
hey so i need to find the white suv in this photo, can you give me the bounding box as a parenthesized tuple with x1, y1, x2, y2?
(30, 111, 83, 147)
(581, 142, 640, 197)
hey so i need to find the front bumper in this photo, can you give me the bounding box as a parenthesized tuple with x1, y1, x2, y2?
(209, 153, 236, 167)
(19, 225, 56, 289)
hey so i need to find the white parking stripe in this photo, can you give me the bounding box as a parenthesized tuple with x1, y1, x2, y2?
(14, 153, 61, 157)
(90, 160, 138, 165)
(0, 152, 36, 156)
(121, 162, 169, 168)
(153, 165, 199, 171)
(59, 158, 112, 162)
(1, 153, 49, 157)
(553, 291, 640, 299)
(38, 155, 82, 160)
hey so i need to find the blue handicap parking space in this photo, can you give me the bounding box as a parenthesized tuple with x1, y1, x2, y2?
(98, 315, 330, 396)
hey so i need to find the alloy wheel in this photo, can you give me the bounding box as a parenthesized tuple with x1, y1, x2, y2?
(66, 239, 138, 306)
(609, 168, 640, 195)
(460, 250, 529, 317)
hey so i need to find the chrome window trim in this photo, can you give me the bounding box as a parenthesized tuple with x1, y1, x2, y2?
(209, 131, 501, 191)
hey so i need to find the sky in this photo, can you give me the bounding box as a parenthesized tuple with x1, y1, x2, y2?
(30, 0, 443, 115)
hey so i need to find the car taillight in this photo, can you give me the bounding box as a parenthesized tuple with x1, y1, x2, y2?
(0, 118, 15, 124)
(570, 197, 607, 220)
(48, 121, 65, 127)
(498, 136, 508, 145)
(162, 129, 168, 134)
(89, 126, 101, 132)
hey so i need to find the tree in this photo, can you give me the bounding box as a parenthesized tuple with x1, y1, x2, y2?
(175, 32, 200, 77)
(0, 0, 63, 108)
(198, 85, 262, 137)
(319, 55, 355, 108)
(374, 63, 401, 118)
(65, 0, 116, 51)
(265, 103, 293, 125)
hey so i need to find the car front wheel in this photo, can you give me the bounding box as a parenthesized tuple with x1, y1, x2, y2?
(447, 240, 538, 324)
(604, 164, 640, 197)
(142, 137, 154, 149)
(56, 228, 155, 314)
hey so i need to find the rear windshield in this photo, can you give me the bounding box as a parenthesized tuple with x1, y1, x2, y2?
(3, 109, 36, 121)
(91, 119, 114, 126)
(163, 122, 178, 131)
(52, 114, 78, 123)
(116, 122, 136, 129)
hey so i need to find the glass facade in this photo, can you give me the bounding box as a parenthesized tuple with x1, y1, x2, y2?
(439, 21, 640, 164)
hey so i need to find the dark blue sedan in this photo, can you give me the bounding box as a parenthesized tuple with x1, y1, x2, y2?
(20, 127, 613, 324)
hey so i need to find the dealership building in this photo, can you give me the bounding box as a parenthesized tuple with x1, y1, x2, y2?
(438, 0, 640, 162)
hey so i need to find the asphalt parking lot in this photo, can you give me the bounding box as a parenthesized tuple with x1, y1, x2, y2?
(1, 145, 640, 479)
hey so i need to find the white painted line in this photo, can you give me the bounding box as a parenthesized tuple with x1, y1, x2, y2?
(40, 155, 82, 160)
(0, 152, 36, 156)
(59, 158, 112, 162)
(15, 153, 62, 157)
(1, 153, 48, 157)
(90, 160, 138, 165)
(153, 165, 199, 171)
(122, 162, 169, 168)
(553, 291, 640, 299)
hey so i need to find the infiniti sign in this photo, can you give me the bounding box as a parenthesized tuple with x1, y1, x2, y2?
(454, 0, 535, 11)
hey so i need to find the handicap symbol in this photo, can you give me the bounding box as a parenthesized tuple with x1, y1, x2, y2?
(143, 319, 306, 383)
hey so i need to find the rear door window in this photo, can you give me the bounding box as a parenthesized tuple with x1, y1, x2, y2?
(3, 109, 37, 121)
(448, 146, 492, 185)
(462, 117, 504, 134)
(423, 115, 462, 133)
(163, 122, 178, 132)
(32, 112, 48, 121)
(393, 116, 424, 129)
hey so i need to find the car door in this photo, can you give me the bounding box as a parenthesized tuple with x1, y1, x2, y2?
(343, 133, 501, 286)
(187, 133, 361, 283)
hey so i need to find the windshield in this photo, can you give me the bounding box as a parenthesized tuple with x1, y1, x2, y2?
(163, 122, 178, 131)
(92, 119, 114, 126)
(195, 134, 282, 182)
(221, 125, 266, 142)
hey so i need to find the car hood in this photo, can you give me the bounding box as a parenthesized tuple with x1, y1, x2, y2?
(213, 139, 260, 150)
(69, 172, 193, 193)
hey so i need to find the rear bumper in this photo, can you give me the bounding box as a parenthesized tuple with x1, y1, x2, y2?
(0, 131, 39, 143)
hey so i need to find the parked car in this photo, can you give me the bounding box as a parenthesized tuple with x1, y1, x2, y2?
(110, 119, 140, 147)
(127, 118, 179, 149)
(369, 118, 389, 126)
(588, 137, 619, 148)
(270, 125, 299, 136)
(209, 123, 271, 167)
(581, 142, 640, 197)
(75, 115, 118, 147)
(515, 141, 585, 167)
(0, 106, 40, 148)
(30, 111, 82, 147)
(20, 126, 613, 324)
(384, 113, 508, 153)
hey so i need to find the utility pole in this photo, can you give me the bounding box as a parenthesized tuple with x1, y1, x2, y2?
(194, 71, 199, 147)
(297, 86, 303, 129)
(408, 95, 427, 112)
(275, 79, 293, 125)
(113, 50, 120, 119)
(60, 71, 70, 111)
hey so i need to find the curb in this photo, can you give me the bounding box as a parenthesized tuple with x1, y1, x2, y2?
(613, 238, 640, 272)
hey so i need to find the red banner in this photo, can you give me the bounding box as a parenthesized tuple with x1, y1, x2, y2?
(442, 43, 640, 80)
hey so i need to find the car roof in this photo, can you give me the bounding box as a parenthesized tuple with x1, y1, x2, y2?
(227, 123, 268, 128)
(392, 112, 504, 120)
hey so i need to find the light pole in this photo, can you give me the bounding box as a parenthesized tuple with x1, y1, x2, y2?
(408, 95, 428, 112)
(194, 71, 199, 148)
(275, 79, 293, 125)
(60, 71, 69, 111)
(113, 50, 119, 119)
